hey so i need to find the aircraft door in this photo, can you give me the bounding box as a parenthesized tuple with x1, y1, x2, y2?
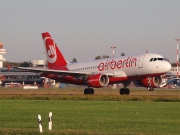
(138, 55, 145, 68)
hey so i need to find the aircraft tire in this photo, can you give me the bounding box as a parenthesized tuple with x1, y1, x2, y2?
(147, 87, 154, 91)
(125, 88, 130, 95)
(150, 87, 154, 91)
(119, 88, 125, 95)
(147, 87, 151, 91)
(120, 88, 130, 95)
(84, 88, 88, 94)
(84, 88, 94, 94)
(90, 88, 94, 94)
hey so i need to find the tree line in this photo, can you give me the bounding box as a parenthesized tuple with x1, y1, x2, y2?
(3, 61, 33, 68)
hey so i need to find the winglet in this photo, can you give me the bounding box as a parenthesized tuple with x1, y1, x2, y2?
(42, 32, 68, 70)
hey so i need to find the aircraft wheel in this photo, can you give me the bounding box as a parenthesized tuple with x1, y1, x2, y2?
(84, 88, 88, 94)
(119, 88, 125, 95)
(84, 88, 94, 94)
(147, 87, 154, 91)
(125, 88, 130, 95)
(147, 87, 151, 91)
(90, 88, 94, 94)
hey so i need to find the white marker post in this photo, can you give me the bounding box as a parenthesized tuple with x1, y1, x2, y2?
(48, 112, 52, 130)
(38, 114, 43, 133)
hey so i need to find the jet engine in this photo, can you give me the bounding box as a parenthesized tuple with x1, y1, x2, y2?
(87, 74, 109, 88)
(141, 76, 163, 88)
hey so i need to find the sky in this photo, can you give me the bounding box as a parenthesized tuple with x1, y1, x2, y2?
(1, 0, 180, 63)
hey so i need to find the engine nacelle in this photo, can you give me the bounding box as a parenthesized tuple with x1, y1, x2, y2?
(141, 76, 163, 88)
(87, 74, 109, 88)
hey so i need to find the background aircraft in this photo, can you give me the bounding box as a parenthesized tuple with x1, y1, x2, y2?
(160, 77, 180, 88)
(17, 32, 171, 95)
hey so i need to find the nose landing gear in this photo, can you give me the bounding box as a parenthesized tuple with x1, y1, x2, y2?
(147, 87, 154, 91)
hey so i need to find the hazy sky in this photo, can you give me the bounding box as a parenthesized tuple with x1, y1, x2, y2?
(1, 0, 180, 63)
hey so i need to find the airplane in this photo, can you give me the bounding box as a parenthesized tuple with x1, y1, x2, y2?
(160, 77, 180, 88)
(17, 32, 171, 95)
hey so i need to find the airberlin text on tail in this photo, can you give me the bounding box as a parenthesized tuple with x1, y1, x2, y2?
(42, 32, 68, 70)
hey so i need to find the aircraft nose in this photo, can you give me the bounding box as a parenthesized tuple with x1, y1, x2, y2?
(165, 62, 171, 72)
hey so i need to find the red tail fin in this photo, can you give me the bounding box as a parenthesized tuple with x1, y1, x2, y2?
(42, 32, 68, 70)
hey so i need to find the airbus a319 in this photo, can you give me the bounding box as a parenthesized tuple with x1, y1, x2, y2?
(17, 32, 171, 95)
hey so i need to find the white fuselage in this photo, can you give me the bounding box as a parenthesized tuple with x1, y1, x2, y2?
(66, 53, 171, 80)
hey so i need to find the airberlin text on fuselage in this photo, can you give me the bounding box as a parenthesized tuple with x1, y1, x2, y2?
(98, 57, 137, 71)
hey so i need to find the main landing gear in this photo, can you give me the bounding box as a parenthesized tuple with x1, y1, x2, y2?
(84, 83, 131, 95)
(84, 88, 94, 94)
(119, 88, 130, 95)
(119, 82, 130, 95)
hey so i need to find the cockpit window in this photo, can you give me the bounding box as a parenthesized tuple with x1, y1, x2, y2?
(157, 58, 163, 61)
(150, 57, 167, 62)
(163, 58, 167, 61)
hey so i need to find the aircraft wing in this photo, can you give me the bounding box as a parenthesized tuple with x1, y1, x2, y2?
(16, 67, 90, 76)
(15, 67, 125, 77)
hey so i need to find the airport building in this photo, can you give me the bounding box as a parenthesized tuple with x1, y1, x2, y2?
(0, 68, 44, 87)
(0, 42, 45, 87)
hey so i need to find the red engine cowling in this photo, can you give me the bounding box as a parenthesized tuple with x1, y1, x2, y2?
(141, 76, 163, 88)
(87, 74, 109, 88)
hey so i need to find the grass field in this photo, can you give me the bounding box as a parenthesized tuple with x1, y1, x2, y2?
(0, 87, 180, 135)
